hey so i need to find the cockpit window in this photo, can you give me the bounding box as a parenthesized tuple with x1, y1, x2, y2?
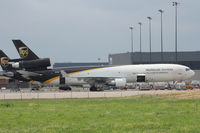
(185, 68, 190, 71)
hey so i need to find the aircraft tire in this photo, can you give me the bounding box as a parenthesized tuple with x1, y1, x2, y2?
(59, 86, 72, 91)
(90, 86, 97, 91)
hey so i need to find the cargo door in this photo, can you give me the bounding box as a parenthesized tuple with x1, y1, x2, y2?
(137, 74, 146, 82)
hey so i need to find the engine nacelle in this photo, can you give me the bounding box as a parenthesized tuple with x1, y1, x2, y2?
(12, 58, 51, 69)
(109, 78, 127, 87)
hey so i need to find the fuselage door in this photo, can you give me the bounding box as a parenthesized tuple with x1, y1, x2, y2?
(137, 74, 146, 82)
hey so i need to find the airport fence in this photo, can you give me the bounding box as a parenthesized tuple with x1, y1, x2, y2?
(0, 90, 185, 100)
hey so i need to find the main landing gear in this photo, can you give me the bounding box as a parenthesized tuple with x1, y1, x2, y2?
(90, 86, 104, 91)
(59, 86, 72, 91)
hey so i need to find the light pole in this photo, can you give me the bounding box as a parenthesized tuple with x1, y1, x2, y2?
(129, 26, 134, 64)
(147, 17, 152, 63)
(98, 58, 101, 65)
(138, 22, 142, 62)
(129, 26, 134, 53)
(173, 2, 180, 63)
(158, 9, 164, 62)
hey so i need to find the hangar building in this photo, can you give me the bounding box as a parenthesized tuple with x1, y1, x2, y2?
(109, 51, 200, 81)
(53, 62, 109, 68)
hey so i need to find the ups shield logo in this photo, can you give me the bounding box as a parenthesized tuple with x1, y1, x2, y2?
(19, 47, 29, 58)
(0, 57, 9, 67)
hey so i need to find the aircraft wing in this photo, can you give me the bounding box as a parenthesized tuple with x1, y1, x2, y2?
(17, 70, 42, 80)
(60, 70, 117, 85)
(0, 71, 14, 77)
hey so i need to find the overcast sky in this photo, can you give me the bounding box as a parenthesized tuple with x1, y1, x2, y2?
(0, 0, 199, 64)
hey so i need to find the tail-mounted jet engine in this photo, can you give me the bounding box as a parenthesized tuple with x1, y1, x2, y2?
(12, 58, 51, 70)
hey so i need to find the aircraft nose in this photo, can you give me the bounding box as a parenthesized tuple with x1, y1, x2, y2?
(187, 70, 195, 78)
(191, 70, 195, 77)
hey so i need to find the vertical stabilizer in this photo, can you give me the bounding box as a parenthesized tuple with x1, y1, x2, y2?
(0, 50, 13, 71)
(12, 40, 39, 60)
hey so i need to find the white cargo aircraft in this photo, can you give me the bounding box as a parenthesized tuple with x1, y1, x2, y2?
(46, 64, 195, 90)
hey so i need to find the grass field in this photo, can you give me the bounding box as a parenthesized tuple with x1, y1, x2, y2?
(0, 92, 200, 133)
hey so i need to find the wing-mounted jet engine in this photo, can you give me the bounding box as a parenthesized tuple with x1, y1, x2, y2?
(107, 78, 127, 87)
